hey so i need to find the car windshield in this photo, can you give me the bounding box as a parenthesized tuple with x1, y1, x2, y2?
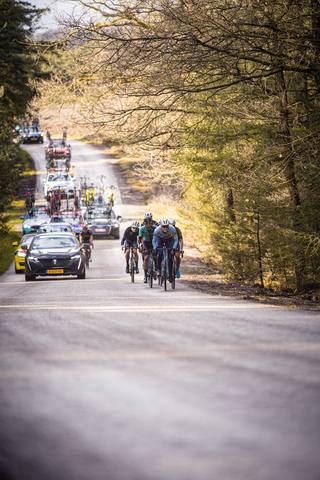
(48, 173, 71, 182)
(39, 224, 72, 232)
(20, 236, 35, 247)
(26, 209, 50, 219)
(32, 236, 78, 248)
(89, 210, 115, 220)
(52, 215, 83, 225)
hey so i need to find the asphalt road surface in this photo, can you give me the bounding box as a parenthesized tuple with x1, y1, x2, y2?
(0, 141, 319, 480)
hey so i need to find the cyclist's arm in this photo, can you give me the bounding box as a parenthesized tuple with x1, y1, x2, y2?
(172, 229, 179, 250)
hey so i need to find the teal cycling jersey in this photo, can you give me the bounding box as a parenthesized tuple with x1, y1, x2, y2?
(152, 225, 179, 249)
(138, 224, 155, 243)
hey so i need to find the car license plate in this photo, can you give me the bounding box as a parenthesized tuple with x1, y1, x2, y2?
(31, 137, 37, 141)
(46, 269, 64, 274)
(96, 228, 106, 232)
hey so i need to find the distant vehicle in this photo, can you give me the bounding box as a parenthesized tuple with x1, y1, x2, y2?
(50, 212, 86, 237)
(84, 207, 121, 239)
(12, 233, 37, 273)
(45, 139, 71, 161)
(21, 126, 43, 144)
(46, 158, 74, 177)
(43, 172, 76, 199)
(20, 206, 51, 235)
(24, 232, 86, 281)
(38, 222, 74, 234)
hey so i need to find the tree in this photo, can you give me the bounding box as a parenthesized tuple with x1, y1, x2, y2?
(0, 0, 48, 233)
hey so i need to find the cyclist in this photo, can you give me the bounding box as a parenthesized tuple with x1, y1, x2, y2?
(121, 220, 140, 274)
(141, 212, 158, 227)
(168, 219, 183, 279)
(79, 224, 94, 262)
(138, 216, 157, 283)
(152, 218, 179, 283)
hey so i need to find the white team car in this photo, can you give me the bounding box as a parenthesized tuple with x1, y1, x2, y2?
(43, 172, 76, 199)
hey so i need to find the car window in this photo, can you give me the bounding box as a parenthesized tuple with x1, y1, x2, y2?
(32, 236, 78, 248)
(20, 236, 35, 247)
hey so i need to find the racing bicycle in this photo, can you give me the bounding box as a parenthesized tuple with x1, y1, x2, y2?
(128, 245, 135, 283)
(147, 251, 157, 288)
(82, 243, 91, 268)
(158, 244, 176, 291)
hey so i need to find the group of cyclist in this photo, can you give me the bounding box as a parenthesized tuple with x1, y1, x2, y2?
(121, 212, 183, 284)
(78, 211, 184, 283)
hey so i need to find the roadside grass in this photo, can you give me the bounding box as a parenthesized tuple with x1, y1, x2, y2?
(0, 199, 25, 276)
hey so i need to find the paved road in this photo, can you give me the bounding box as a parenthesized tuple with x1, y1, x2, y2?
(0, 142, 319, 480)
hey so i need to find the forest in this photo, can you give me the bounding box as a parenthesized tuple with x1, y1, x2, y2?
(4, 0, 320, 292)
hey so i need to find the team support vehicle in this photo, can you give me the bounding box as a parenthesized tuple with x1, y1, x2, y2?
(45, 139, 71, 161)
(20, 206, 51, 235)
(83, 207, 121, 239)
(24, 232, 86, 281)
(43, 172, 76, 199)
(50, 212, 86, 237)
(12, 233, 37, 273)
(21, 126, 44, 144)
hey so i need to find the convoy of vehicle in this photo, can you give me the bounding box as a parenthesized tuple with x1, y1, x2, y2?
(15, 130, 121, 281)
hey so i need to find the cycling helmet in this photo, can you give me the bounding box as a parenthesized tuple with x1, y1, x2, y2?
(131, 220, 140, 228)
(83, 224, 88, 230)
(168, 219, 176, 226)
(144, 216, 152, 223)
(145, 212, 153, 218)
(159, 218, 170, 226)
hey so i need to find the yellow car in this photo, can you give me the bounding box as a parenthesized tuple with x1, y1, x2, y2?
(12, 233, 37, 273)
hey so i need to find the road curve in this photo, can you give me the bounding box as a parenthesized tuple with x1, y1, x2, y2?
(0, 142, 319, 480)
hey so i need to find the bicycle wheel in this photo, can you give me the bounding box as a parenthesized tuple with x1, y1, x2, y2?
(148, 258, 153, 288)
(163, 258, 167, 291)
(130, 250, 135, 283)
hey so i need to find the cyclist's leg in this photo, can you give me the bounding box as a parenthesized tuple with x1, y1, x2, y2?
(175, 248, 181, 278)
(132, 242, 139, 273)
(166, 238, 174, 281)
(124, 242, 130, 273)
(143, 248, 150, 283)
(156, 237, 164, 275)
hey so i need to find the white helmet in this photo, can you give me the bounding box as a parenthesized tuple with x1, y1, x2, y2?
(168, 219, 176, 226)
(145, 212, 153, 218)
(131, 220, 140, 228)
(159, 218, 169, 226)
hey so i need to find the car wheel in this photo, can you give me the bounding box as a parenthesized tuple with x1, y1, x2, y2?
(25, 274, 35, 281)
(77, 269, 86, 279)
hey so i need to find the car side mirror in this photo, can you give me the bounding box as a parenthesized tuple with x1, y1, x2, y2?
(20, 216, 24, 220)
(42, 179, 46, 182)
(117, 216, 122, 221)
(12, 242, 18, 247)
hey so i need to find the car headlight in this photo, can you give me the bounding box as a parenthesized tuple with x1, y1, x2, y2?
(24, 225, 30, 229)
(113, 224, 119, 228)
(17, 251, 26, 257)
(28, 255, 39, 262)
(71, 255, 81, 259)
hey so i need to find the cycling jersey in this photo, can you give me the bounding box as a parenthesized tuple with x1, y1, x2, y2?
(80, 229, 92, 243)
(121, 226, 139, 246)
(152, 225, 179, 249)
(175, 226, 183, 241)
(139, 224, 156, 247)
